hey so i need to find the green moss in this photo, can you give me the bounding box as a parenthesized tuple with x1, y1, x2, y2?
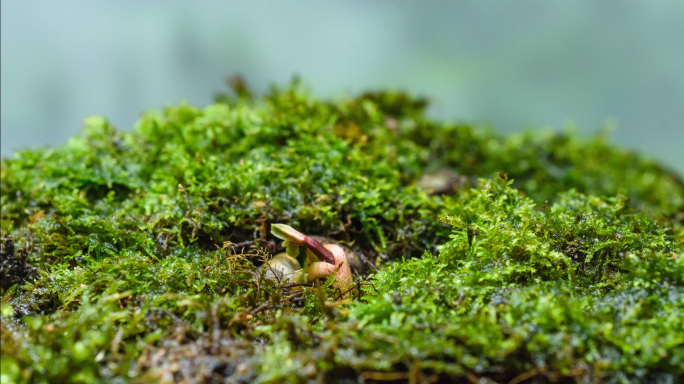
(267, 180, 681, 382)
(439, 178, 678, 290)
(1, 79, 682, 383)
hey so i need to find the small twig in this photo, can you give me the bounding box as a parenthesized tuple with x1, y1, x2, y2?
(336, 284, 358, 300)
(357, 281, 380, 296)
(177, 184, 194, 210)
(227, 240, 255, 249)
(281, 283, 312, 289)
(357, 249, 379, 272)
(360, 371, 409, 381)
(250, 291, 305, 316)
(509, 369, 538, 384)
(161, 308, 183, 324)
(250, 302, 270, 316)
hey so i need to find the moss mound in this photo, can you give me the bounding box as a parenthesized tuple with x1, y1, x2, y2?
(2, 79, 683, 383)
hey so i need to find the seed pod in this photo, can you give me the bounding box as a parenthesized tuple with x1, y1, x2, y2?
(260, 253, 304, 283)
(306, 244, 353, 290)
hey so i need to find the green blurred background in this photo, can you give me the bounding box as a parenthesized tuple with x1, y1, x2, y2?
(2, 1, 683, 175)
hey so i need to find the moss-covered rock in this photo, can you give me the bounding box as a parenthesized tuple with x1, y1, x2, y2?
(1, 79, 682, 383)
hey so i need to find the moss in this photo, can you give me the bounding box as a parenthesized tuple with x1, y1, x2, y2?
(1, 79, 682, 383)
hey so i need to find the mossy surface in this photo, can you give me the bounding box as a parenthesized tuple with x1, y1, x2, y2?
(1, 79, 683, 383)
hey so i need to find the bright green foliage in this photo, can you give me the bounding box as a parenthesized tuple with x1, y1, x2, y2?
(440, 178, 677, 290)
(1, 80, 683, 383)
(336, 254, 684, 382)
(2, 291, 132, 384)
(254, 179, 683, 383)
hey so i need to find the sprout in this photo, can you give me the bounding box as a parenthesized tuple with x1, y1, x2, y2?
(271, 224, 352, 289)
(271, 224, 335, 265)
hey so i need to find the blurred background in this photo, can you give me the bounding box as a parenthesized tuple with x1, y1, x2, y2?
(2, 1, 683, 175)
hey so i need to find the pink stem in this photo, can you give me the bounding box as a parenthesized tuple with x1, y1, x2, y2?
(271, 224, 335, 265)
(302, 236, 335, 265)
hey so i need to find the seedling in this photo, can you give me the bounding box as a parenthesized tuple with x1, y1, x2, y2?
(271, 224, 335, 264)
(271, 224, 352, 289)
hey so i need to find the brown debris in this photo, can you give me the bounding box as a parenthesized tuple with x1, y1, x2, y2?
(134, 334, 259, 384)
(1, 236, 39, 292)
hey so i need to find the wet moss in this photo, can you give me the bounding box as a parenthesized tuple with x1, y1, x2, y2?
(1, 79, 682, 383)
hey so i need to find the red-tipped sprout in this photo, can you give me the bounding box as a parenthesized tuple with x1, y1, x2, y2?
(271, 224, 335, 265)
(271, 224, 352, 289)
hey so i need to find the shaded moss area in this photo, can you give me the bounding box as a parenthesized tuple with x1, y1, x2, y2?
(1, 80, 683, 383)
(1, 237, 38, 292)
